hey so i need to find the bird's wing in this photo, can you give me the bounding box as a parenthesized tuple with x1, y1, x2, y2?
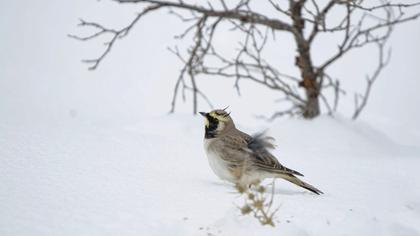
(216, 134, 249, 166)
(215, 130, 303, 177)
(244, 131, 304, 177)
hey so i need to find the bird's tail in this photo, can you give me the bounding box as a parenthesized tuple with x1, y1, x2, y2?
(278, 174, 323, 195)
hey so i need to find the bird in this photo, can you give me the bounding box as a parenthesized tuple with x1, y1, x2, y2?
(199, 108, 323, 195)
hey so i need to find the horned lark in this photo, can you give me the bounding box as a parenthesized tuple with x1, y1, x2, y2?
(200, 108, 323, 195)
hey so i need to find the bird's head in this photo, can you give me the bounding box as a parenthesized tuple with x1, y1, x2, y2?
(199, 107, 234, 138)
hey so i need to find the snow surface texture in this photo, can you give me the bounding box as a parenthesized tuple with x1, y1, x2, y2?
(1, 1, 420, 235)
(2, 116, 420, 236)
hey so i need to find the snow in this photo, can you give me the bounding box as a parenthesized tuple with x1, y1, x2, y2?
(1, 115, 420, 236)
(1, 0, 420, 235)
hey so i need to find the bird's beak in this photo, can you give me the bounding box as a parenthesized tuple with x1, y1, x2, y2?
(199, 112, 207, 117)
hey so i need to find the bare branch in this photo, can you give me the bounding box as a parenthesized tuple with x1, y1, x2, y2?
(344, 2, 420, 11)
(114, 0, 293, 31)
(352, 37, 392, 119)
(72, 0, 420, 118)
(307, 0, 337, 44)
(317, 1, 420, 73)
(70, 5, 162, 70)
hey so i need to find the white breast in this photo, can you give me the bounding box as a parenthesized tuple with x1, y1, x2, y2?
(204, 139, 236, 183)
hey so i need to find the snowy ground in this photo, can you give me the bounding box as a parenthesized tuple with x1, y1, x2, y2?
(1, 0, 420, 235)
(1, 114, 420, 236)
